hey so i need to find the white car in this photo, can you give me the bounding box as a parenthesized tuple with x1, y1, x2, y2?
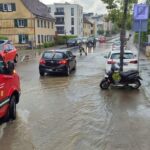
(105, 50, 138, 73)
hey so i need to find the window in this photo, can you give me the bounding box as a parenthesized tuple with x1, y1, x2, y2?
(56, 7, 64, 13)
(48, 22, 50, 28)
(0, 3, 16, 12)
(56, 27, 64, 34)
(38, 35, 40, 43)
(44, 20, 46, 28)
(48, 7, 51, 13)
(19, 35, 28, 44)
(43, 52, 63, 59)
(47, 35, 49, 42)
(71, 18, 74, 25)
(45, 35, 47, 42)
(14, 19, 27, 28)
(71, 27, 74, 34)
(71, 8, 74, 16)
(111, 53, 134, 59)
(52, 22, 54, 29)
(41, 20, 43, 28)
(37, 20, 40, 27)
(41, 35, 44, 43)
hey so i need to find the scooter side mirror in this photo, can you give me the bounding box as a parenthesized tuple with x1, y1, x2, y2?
(104, 55, 108, 59)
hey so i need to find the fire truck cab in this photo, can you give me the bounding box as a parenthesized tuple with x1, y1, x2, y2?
(0, 55, 20, 123)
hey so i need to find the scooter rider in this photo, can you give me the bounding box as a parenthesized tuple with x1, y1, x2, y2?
(79, 42, 87, 56)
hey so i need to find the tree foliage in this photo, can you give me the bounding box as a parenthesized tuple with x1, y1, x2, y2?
(101, 0, 138, 30)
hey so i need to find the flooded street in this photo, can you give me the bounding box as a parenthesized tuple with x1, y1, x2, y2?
(1, 41, 150, 150)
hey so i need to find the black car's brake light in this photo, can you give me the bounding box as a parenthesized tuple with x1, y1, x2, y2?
(39, 59, 46, 65)
(58, 59, 67, 64)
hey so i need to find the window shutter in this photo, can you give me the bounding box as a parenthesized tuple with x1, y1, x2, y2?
(14, 19, 18, 27)
(25, 35, 28, 43)
(24, 19, 27, 27)
(11, 3, 16, 11)
(0, 4, 3, 11)
(19, 35, 22, 44)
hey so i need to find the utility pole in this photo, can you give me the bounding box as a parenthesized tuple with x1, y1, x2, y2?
(120, 0, 129, 71)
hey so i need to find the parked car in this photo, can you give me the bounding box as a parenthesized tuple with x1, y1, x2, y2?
(87, 37, 96, 47)
(39, 49, 76, 76)
(0, 40, 18, 63)
(104, 50, 138, 73)
(112, 41, 127, 50)
(99, 36, 106, 43)
(81, 37, 88, 43)
(66, 38, 82, 47)
(0, 55, 20, 123)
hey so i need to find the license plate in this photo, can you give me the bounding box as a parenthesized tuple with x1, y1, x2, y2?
(123, 62, 128, 66)
(47, 69, 53, 71)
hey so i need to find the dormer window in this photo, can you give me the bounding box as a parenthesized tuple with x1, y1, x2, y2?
(0, 3, 16, 12)
(3, 4, 12, 11)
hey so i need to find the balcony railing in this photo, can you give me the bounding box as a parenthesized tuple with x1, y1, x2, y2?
(55, 21, 65, 25)
(54, 12, 65, 15)
(57, 30, 65, 34)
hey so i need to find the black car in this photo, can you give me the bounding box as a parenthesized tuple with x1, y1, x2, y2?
(39, 49, 76, 76)
(66, 38, 82, 47)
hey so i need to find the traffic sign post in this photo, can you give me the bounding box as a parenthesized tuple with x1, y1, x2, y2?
(133, 4, 149, 72)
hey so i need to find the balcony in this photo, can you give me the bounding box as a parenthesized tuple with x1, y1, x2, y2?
(54, 12, 65, 15)
(55, 21, 65, 25)
(57, 30, 65, 34)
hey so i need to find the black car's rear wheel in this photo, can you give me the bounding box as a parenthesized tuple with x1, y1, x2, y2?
(72, 62, 76, 70)
(65, 66, 70, 76)
(39, 70, 45, 76)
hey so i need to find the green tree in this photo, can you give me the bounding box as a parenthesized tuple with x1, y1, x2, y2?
(101, 0, 138, 30)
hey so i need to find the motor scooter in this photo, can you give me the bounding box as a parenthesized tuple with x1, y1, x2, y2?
(100, 64, 142, 89)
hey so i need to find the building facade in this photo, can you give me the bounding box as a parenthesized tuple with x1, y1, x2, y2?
(0, 0, 55, 47)
(48, 2, 83, 37)
(83, 18, 94, 37)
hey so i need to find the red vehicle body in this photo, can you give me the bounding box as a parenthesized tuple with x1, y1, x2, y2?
(0, 40, 18, 63)
(99, 36, 106, 43)
(0, 56, 20, 123)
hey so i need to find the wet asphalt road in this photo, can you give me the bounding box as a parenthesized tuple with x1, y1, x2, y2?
(1, 40, 150, 150)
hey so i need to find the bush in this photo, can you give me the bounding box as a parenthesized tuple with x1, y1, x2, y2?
(97, 30, 104, 35)
(105, 31, 111, 37)
(43, 41, 55, 48)
(0, 36, 8, 40)
(134, 32, 148, 44)
(54, 35, 77, 45)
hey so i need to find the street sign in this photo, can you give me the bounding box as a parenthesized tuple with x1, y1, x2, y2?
(133, 4, 149, 20)
(132, 20, 148, 32)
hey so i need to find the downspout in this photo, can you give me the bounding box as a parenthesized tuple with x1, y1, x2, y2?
(34, 17, 36, 49)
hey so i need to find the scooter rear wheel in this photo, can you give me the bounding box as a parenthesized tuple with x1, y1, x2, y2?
(100, 79, 110, 89)
(132, 79, 141, 89)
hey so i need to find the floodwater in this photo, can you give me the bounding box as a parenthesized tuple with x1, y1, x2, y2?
(1, 39, 150, 150)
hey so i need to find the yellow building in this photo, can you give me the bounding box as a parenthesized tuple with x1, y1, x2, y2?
(0, 0, 55, 47)
(83, 18, 94, 37)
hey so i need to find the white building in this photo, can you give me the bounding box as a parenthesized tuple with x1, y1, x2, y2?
(48, 2, 83, 36)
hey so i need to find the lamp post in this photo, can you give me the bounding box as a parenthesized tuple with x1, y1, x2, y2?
(120, 0, 129, 71)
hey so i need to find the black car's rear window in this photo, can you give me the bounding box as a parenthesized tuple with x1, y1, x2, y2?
(111, 53, 134, 59)
(43, 52, 64, 59)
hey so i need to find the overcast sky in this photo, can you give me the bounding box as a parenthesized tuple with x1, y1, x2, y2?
(40, 0, 107, 15)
